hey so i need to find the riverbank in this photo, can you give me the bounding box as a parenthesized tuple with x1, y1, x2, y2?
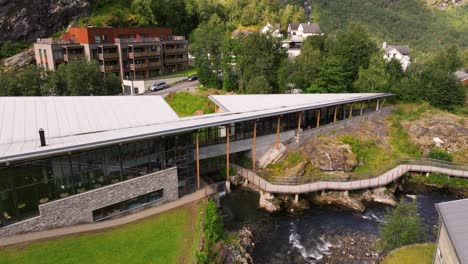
(220, 183, 457, 264)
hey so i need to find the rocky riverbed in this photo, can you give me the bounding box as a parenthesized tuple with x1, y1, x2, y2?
(220, 186, 457, 264)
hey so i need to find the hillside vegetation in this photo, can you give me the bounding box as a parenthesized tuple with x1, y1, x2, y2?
(314, 0, 468, 54)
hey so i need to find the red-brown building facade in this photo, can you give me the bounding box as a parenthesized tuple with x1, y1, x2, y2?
(34, 27, 189, 80)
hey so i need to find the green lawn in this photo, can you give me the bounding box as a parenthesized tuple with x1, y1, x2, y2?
(381, 243, 435, 264)
(0, 203, 201, 264)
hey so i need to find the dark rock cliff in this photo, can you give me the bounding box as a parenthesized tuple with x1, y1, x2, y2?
(0, 0, 91, 43)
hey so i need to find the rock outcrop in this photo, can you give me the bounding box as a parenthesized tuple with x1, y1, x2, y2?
(361, 187, 397, 206)
(2, 47, 34, 71)
(0, 0, 91, 43)
(403, 112, 468, 153)
(223, 227, 254, 264)
(310, 191, 366, 212)
(302, 137, 358, 171)
(258, 191, 281, 213)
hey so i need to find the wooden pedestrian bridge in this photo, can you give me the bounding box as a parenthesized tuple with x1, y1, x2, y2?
(232, 159, 468, 194)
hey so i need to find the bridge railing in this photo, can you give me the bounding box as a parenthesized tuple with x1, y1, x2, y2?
(234, 158, 468, 186)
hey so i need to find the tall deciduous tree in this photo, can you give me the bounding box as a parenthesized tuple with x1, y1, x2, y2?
(353, 52, 389, 92)
(307, 56, 348, 93)
(378, 199, 426, 252)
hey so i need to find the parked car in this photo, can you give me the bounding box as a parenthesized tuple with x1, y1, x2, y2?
(187, 74, 198, 81)
(151, 82, 168, 91)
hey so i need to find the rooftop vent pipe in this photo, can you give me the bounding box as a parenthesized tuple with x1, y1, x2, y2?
(39, 128, 46, 147)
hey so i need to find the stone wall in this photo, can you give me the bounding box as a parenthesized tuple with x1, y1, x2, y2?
(0, 167, 178, 237)
(298, 107, 394, 144)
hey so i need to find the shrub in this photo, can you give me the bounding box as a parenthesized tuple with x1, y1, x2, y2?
(378, 199, 427, 252)
(197, 200, 224, 264)
(428, 148, 452, 162)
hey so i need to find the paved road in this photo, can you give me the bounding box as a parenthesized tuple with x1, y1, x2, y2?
(141, 80, 199, 97)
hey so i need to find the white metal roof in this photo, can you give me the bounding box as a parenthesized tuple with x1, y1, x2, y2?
(209, 93, 387, 112)
(437, 198, 468, 263)
(0, 96, 179, 146)
(0, 93, 390, 163)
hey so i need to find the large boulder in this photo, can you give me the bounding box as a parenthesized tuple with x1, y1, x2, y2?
(403, 112, 468, 153)
(302, 137, 358, 171)
(2, 47, 34, 71)
(0, 0, 91, 43)
(310, 191, 366, 212)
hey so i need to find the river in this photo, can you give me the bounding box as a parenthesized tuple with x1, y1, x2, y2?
(220, 188, 456, 264)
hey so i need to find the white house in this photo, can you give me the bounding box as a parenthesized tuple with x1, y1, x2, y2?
(287, 23, 300, 36)
(297, 22, 321, 38)
(382, 42, 411, 71)
(260, 22, 282, 38)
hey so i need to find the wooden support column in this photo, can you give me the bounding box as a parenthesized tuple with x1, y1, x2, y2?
(360, 102, 364, 115)
(316, 110, 321, 128)
(333, 106, 338, 123)
(349, 104, 353, 118)
(252, 121, 257, 171)
(376, 99, 380, 111)
(380, 98, 386, 110)
(196, 130, 200, 190)
(297, 112, 302, 136)
(276, 116, 281, 149)
(226, 125, 230, 181)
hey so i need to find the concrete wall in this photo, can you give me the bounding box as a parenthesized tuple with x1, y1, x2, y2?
(0, 167, 178, 238)
(434, 223, 460, 264)
(199, 130, 296, 160)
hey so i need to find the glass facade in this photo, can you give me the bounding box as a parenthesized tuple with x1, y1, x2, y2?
(0, 133, 195, 227)
(0, 98, 382, 228)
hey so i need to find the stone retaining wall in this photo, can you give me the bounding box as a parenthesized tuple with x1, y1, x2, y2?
(0, 167, 179, 237)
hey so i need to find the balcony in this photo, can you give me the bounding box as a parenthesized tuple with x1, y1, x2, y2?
(129, 51, 160, 59)
(165, 57, 188, 64)
(147, 61, 161, 68)
(99, 53, 119, 60)
(164, 48, 187, 54)
(63, 53, 84, 61)
(130, 63, 148, 70)
(100, 65, 120, 72)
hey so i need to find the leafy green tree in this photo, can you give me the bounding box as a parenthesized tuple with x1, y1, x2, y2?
(15, 65, 44, 96)
(0, 71, 20, 96)
(190, 14, 226, 88)
(235, 32, 287, 93)
(307, 56, 348, 93)
(353, 52, 389, 92)
(378, 199, 427, 252)
(295, 39, 323, 88)
(386, 58, 404, 81)
(446, 45, 463, 72)
(131, 0, 157, 26)
(246, 75, 271, 94)
(331, 24, 378, 89)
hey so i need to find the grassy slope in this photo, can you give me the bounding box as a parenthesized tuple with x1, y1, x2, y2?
(0, 204, 201, 264)
(381, 243, 435, 264)
(314, 0, 468, 55)
(165, 88, 225, 117)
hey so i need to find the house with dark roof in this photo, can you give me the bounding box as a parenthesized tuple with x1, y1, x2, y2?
(288, 23, 300, 36)
(297, 22, 322, 37)
(382, 42, 411, 71)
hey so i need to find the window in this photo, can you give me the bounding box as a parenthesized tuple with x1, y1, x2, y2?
(92, 189, 164, 221)
(43, 49, 47, 58)
(38, 49, 43, 59)
(102, 35, 107, 43)
(95, 35, 101, 44)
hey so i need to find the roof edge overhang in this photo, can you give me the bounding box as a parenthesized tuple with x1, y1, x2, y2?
(0, 93, 392, 165)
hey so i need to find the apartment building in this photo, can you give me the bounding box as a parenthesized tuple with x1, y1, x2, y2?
(34, 27, 189, 80)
